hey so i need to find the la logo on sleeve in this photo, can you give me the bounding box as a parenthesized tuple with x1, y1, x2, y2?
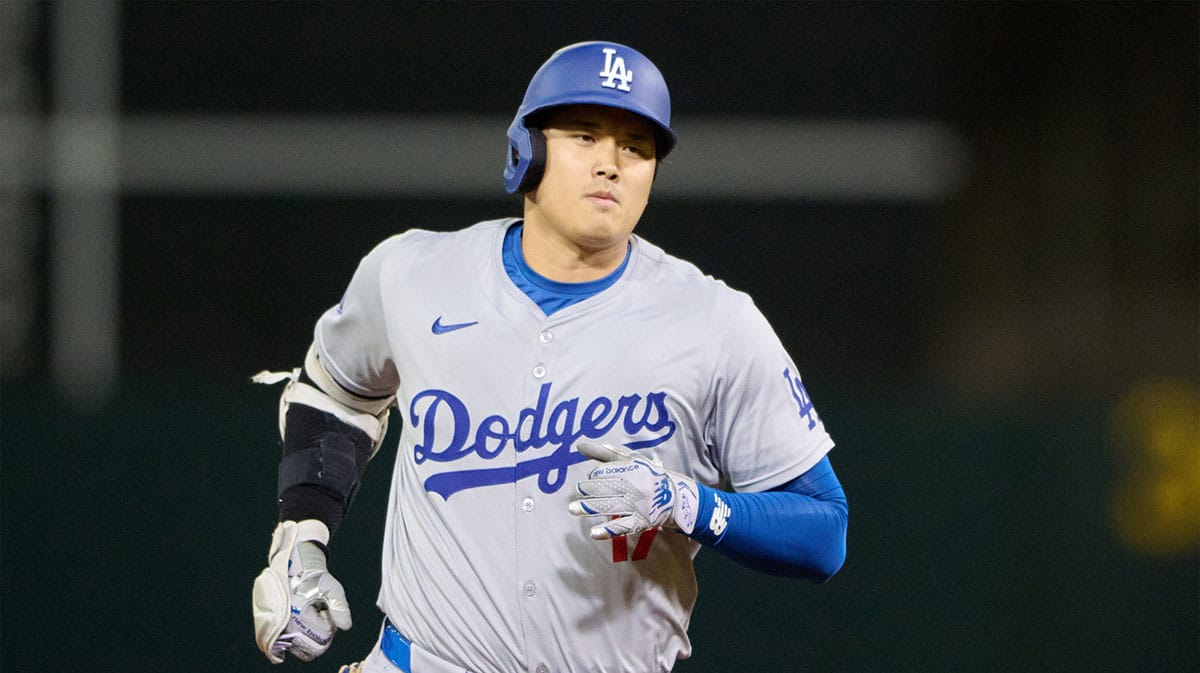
(783, 367, 819, 431)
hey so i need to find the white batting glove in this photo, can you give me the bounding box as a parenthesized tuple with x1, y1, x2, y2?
(568, 440, 700, 539)
(252, 520, 352, 664)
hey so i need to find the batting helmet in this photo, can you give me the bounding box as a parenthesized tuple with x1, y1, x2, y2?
(503, 41, 678, 194)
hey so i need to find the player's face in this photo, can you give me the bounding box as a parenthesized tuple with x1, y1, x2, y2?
(524, 104, 657, 260)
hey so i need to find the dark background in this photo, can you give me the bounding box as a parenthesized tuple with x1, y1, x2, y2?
(2, 2, 1197, 672)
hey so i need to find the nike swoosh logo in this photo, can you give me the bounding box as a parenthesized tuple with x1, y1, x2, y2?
(431, 316, 479, 335)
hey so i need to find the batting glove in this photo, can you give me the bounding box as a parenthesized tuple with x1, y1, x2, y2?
(568, 440, 700, 539)
(252, 520, 352, 664)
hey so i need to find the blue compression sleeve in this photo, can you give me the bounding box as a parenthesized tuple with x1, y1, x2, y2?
(688, 456, 848, 581)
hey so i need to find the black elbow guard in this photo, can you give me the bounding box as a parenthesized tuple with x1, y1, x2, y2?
(277, 402, 375, 507)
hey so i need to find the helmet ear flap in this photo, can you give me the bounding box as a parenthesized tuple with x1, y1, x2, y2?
(503, 119, 547, 195)
(514, 126, 546, 194)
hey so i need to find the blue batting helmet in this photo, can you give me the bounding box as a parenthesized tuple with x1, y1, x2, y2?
(503, 41, 678, 194)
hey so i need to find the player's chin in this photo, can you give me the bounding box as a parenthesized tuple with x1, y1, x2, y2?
(576, 219, 636, 249)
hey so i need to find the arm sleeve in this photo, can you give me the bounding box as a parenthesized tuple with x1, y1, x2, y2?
(688, 456, 848, 581)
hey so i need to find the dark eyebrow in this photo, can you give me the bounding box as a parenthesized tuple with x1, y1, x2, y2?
(558, 118, 651, 142)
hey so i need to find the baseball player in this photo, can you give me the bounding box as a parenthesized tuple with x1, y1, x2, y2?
(252, 41, 848, 673)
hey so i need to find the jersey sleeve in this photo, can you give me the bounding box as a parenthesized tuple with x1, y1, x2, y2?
(705, 296, 834, 493)
(313, 236, 403, 398)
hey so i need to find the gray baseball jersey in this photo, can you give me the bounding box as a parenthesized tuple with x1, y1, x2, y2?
(314, 218, 834, 673)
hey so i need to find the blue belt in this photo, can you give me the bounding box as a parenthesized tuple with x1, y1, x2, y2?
(381, 619, 413, 673)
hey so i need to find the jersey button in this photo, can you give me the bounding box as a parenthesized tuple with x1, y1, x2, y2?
(523, 581, 536, 597)
(536, 665, 549, 673)
(521, 497, 534, 512)
(538, 330, 554, 344)
(532, 365, 547, 379)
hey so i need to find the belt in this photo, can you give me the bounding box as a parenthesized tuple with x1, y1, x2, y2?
(381, 619, 413, 673)
(378, 619, 474, 673)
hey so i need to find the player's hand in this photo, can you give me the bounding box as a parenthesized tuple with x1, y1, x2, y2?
(252, 520, 352, 664)
(568, 440, 700, 539)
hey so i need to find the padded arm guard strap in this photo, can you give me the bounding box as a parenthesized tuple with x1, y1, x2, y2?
(254, 345, 393, 454)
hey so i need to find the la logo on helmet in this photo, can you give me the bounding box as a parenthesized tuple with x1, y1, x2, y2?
(599, 48, 633, 92)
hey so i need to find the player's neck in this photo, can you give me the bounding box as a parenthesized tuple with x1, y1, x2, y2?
(519, 219, 630, 284)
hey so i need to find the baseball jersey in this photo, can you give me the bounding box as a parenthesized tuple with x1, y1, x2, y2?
(313, 218, 834, 673)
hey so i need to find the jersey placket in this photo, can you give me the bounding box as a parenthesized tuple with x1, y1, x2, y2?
(512, 318, 562, 673)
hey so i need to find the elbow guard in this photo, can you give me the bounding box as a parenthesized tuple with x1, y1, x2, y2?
(253, 345, 395, 505)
